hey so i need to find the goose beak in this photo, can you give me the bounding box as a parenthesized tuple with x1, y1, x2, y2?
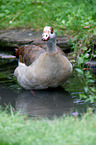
(42, 31, 50, 41)
(42, 36, 50, 41)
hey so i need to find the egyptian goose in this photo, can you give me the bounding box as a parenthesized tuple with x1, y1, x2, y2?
(14, 26, 72, 90)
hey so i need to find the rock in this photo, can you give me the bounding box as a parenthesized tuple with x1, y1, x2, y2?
(0, 29, 72, 52)
(85, 61, 96, 66)
(84, 61, 96, 73)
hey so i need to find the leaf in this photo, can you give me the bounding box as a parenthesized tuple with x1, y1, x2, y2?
(85, 72, 92, 78)
(86, 79, 95, 84)
(79, 93, 87, 99)
(70, 59, 75, 63)
(84, 87, 89, 93)
(87, 48, 91, 52)
(93, 29, 96, 35)
(91, 87, 96, 93)
(75, 68, 84, 75)
(84, 53, 89, 58)
(83, 47, 87, 51)
(0, 13, 5, 17)
(77, 56, 84, 65)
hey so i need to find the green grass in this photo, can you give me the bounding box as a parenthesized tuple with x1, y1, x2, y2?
(0, 107, 96, 145)
(0, 0, 96, 34)
(0, 0, 96, 55)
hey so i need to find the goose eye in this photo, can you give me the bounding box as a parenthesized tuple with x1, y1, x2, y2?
(46, 35, 48, 37)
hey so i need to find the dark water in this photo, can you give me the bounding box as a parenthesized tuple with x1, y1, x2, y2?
(0, 53, 94, 118)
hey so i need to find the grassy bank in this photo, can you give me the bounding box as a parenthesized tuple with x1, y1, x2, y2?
(0, 0, 96, 59)
(0, 0, 96, 33)
(0, 108, 96, 145)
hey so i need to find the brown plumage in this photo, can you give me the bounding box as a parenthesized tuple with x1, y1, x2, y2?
(14, 26, 72, 90)
(16, 44, 65, 66)
(16, 44, 45, 66)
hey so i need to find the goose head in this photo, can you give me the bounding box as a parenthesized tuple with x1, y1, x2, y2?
(42, 26, 55, 41)
(42, 26, 56, 52)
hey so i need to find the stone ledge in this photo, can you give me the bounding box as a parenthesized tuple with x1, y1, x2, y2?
(0, 29, 72, 52)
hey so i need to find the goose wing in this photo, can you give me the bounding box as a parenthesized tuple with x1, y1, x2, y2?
(16, 44, 45, 66)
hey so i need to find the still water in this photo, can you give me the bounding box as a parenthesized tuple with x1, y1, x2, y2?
(0, 53, 93, 118)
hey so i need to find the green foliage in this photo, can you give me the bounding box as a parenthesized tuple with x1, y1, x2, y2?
(76, 61, 96, 103)
(0, 0, 96, 33)
(0, 106, 96, 145)
(75, 35, 96, 102)
(80, 72, 96, 102)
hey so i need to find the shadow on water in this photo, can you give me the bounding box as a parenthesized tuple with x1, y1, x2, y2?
(0, 52, 94, 118)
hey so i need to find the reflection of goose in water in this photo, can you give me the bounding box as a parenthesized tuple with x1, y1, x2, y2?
(14, 26, 72, 90)
(16, 87, 74, 118)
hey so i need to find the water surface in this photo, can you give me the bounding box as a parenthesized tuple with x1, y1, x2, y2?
(0, 53, 93, 118)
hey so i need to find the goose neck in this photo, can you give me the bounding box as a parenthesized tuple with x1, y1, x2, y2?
(46, 38, 57, 52)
